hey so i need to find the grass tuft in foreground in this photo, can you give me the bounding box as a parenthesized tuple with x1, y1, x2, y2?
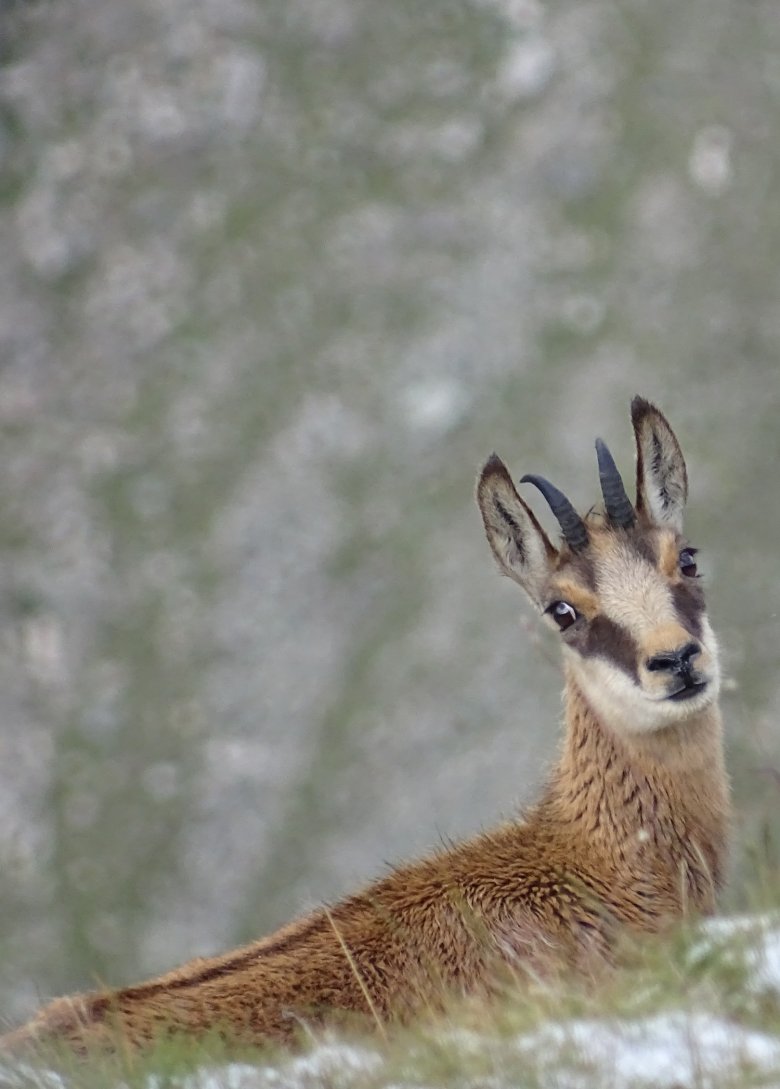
(4, 913, 780, 1089)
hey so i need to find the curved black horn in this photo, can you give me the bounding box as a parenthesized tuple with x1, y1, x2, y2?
(595, 438, 635, 528)
(520, 474, 589, 552)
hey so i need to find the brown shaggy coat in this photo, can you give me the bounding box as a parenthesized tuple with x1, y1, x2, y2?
(1, 397, 730, 1055)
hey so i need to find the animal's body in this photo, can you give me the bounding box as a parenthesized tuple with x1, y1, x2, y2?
(1, 397, 730, 1055)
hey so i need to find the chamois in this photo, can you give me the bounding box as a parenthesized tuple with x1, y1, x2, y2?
(1, 396, 730, 1056)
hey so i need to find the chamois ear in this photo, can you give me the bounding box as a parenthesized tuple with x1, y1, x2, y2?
(476, 454, 557, 607)
(631, 396, 688, 532)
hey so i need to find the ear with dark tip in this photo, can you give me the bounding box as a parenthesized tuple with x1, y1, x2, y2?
(631, 396, 688, 532)
(476, 454, 557, 606)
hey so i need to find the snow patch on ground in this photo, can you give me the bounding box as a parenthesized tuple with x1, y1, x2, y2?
(526, 1012, 780, 1087)
(697, 912, 780, 992)
(147, 1044, 382, 1089)
(0, 1065, 66, 1089)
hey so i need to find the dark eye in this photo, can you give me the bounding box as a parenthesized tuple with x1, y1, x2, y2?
(679, 547, 699, 578)
(546, 600, 579, 631)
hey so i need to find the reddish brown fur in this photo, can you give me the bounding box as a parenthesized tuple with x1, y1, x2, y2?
(1, 398, 730, 1057)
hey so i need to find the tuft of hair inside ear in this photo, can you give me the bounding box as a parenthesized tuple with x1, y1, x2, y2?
(632, 400, 688, 532)
(493, 498, 525, 562)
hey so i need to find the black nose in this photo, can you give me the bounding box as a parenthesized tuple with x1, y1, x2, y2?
(645, 642, 700, 675)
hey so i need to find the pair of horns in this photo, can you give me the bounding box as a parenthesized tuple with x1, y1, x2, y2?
(521, 439, 634, 553)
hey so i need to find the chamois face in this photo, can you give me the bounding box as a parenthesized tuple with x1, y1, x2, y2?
(541, 521, 719, 732)
(477, 397, 720, 735)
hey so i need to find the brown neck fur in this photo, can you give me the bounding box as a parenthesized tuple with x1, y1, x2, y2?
(543, 670, 730, 915)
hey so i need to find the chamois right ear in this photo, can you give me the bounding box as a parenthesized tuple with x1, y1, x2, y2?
(476, 454, 556, 606)
(631, 396, 688, 532)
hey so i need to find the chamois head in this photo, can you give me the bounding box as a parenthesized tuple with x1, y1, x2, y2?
(477, 397, 720, 734)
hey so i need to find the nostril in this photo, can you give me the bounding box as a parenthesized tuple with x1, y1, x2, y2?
(646, 642, 701, 674)
(646, 653, 677, 673)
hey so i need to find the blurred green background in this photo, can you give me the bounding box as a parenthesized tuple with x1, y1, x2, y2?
(1, 0, 779, 1023)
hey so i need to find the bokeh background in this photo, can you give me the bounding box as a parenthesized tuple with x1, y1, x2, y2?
(1, 0, 779, 1023)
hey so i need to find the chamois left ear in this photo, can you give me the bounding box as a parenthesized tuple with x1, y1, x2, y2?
(476, 454, 556, 607)
(631, 396, 688, 532)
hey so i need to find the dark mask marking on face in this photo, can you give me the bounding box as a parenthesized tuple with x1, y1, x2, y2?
(671, 582, 705, 641)
(567, 616, 640, 682)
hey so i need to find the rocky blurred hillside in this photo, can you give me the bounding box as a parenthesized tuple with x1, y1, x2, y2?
(1, 0, 779, 1021)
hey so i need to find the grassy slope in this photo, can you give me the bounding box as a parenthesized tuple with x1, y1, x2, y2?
(5, 910, 780, 1089)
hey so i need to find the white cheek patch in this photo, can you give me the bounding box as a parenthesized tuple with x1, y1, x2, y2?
(566, 651, 660, 733)
(697, 616, 721, 695)
(568, 648, 718, 733)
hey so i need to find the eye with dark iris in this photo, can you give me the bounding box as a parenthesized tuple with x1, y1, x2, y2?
(546, 600, 579, 631)
(679, 547, 699, 578)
